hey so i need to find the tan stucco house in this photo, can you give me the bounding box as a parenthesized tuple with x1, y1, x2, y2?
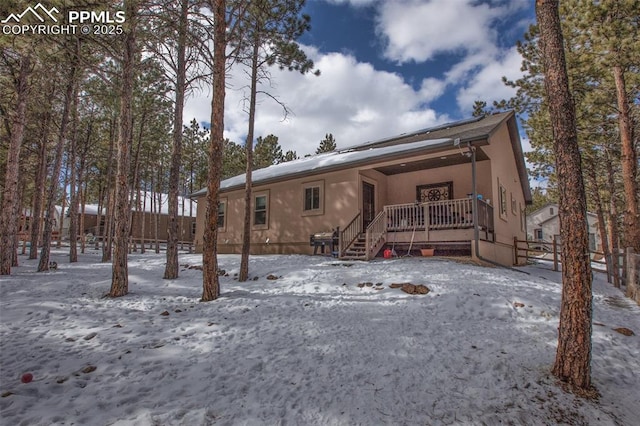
(191, 111, 532, 266)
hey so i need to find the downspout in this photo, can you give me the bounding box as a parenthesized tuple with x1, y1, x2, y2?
(470, 144, 528, 273)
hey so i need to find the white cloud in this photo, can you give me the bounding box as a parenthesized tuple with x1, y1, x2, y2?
(418, 77, 447, 103)
(455, 46, 524, 113)
(185, 48, 450, 156)
(376, 0, 509, 64)
(370, 0, 528, 114)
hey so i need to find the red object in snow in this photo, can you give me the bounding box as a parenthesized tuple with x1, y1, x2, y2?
(21, 373, 33, 383)
(383, 249, 392, 259)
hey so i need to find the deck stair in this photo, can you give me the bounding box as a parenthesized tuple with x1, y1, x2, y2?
(341, 233, 368, 260)
(339, 209, 387, 260)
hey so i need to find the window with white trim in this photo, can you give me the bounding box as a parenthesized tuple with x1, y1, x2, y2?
(302, 180, 324, 216)
(304, 186, 320, 211)
(253, 193, 269, 228)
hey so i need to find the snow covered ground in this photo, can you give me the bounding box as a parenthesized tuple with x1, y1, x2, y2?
(1, 249, 638, 426)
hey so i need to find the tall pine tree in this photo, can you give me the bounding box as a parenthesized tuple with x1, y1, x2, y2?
(536, 0, 594, 395)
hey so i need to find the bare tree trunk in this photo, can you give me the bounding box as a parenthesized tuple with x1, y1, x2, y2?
(39, 42, 80, 272)
(155, 186, 161, 254)
(129, 110, 146, 253)
(202, 0, 226, 302)
(164, 0, 189, 279)
(69, 82, 80, 262)
(129, 195, 138, 253)
(78, 120, 91, 255)
(239, 40, 260, 282)
(80, 181, 86, 254)
(20, 206, 27, 255)
(606, 151, 621, 288)
(586, 164, 611, 284)
(141, 185, 147, 254)
(11, 180, 24, 267)
(613, 65, 640, 252)
(95, 185, 104, 250)
(536, 0, 593, 395)
(29, 89, 52, 259)
(103, 182, 115, 261)
(100, 126, 116, 259)
(0, 54, 30, 275)
(56, 168, 68, 248)
(180, 190, 186, 250)
(110, 0, 138, 297)
(188, 172, 194, 253)
(29, 142, 46, 259)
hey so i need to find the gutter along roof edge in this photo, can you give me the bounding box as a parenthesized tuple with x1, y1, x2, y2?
(191, 137, 463, 197)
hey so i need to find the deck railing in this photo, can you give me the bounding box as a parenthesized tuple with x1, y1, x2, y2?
(385, 198, 475, 232)
(339, 198, 495, 259)
(339, 212, 361, 257)
(365, 210, 386, 259)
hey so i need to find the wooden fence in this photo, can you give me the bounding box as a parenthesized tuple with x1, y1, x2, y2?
(515, 238, 639, 304)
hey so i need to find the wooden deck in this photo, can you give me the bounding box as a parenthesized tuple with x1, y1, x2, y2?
(339, 199, 494, 260)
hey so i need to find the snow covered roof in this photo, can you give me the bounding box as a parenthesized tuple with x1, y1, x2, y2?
(191, 137, 454, 197)
(528, 203, 597, 226)
(191, 110, 531, 201)
(23, 206, 63, 218)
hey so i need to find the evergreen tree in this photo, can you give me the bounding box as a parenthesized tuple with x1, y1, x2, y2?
(536, 0, 594, 395)
(222, 139, 247, 179)
(316, 133, 337, 153)
(282, 150, 298, 162)
(471, 101, 490, 117)
(232, 0, 318, 282)
(201, 0, 227, 302)
(183, 119, 209, 191)
(0, 52, 31, 274)
(499, 0, 638, 280)
(253, 135, 284, 169)
(110, 0, 140, 297)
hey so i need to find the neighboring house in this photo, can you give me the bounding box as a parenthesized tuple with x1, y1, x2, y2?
(18, 206, 63, 240)
(526, 203, 602, 252)
(191, 110, 532, 266)
(63, 192, 197, 243)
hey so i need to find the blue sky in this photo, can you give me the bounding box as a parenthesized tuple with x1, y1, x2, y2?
(185, 0, 536, 156)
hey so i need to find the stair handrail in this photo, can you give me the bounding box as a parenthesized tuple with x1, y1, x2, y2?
(340, 212, 361, 257)
(365, 210, 387, 260)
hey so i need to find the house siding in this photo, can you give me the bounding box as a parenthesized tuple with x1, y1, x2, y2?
(382, 161, 492, 206)
(194, 168, 359, 254)
(482, 124, 527, 252)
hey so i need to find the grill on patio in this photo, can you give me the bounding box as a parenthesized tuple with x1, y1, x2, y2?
(310, 231, 339, 255)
